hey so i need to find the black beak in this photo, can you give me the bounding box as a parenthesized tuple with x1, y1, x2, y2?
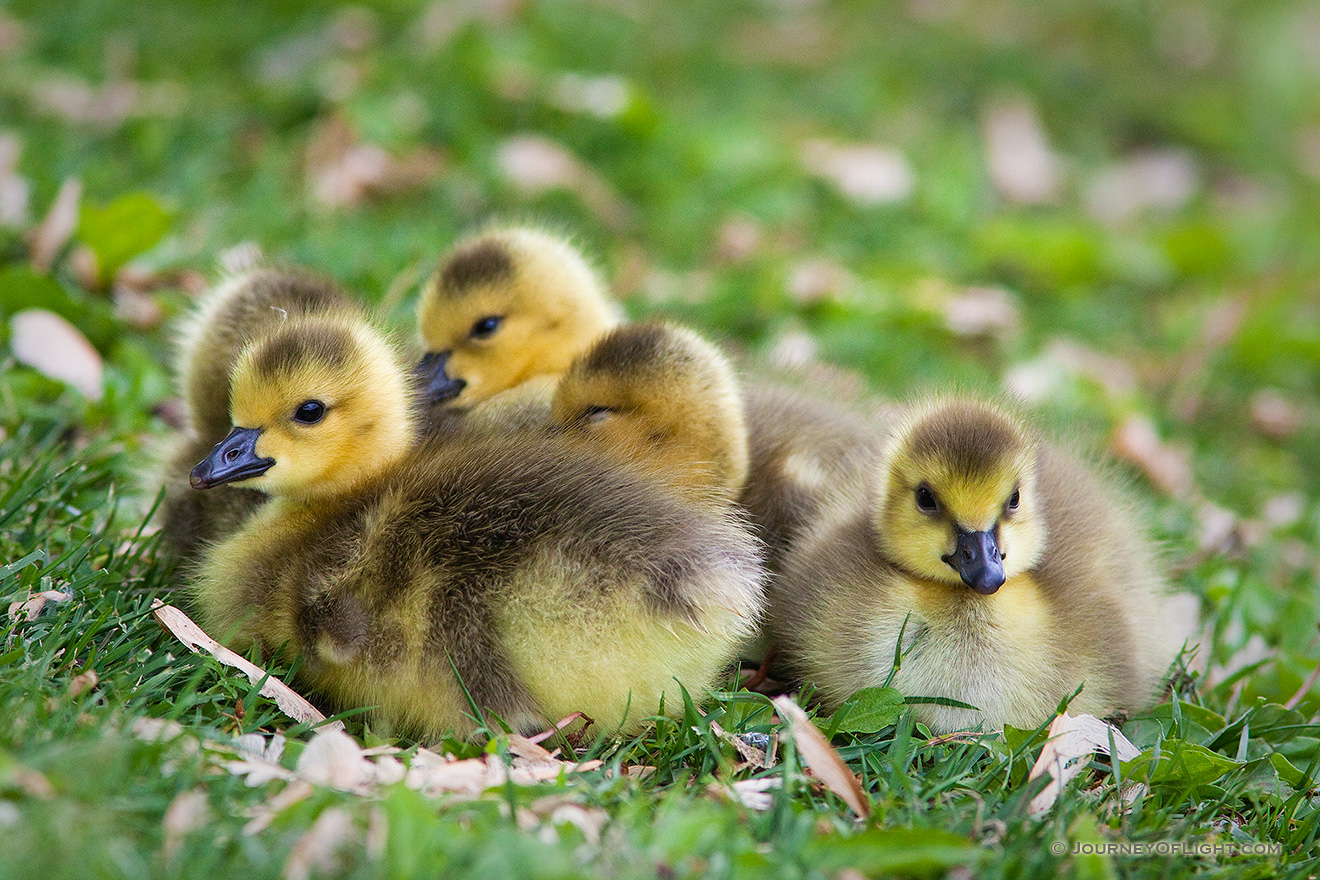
(942, 528, 1006, 595)
(415, 350, 467, 404)
(190, 426, 274, 489)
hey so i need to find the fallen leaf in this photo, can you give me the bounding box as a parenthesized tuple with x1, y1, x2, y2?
(943, 286, 1021, 341)
(1026, 712, 1140, 816)
(296, 729, 373, 792)
(162, 789, 209, 861)
(243, 779, 313, 836)
(284, 807, 354, 880)
(8, 308, 103, 400)
(547, 72, 630, 118)
(709, 777, 782, 811)
(786, 256, 852, 304)
(414, 0, 522, 50)
(68, 669, 98, 698)
(982, 97, 1062, 205)
(773, 695, 870, 818)
(714, 215, 762, 265)
(1084, 149, 1200, 225)
(151, 601, 344, 731)
(26, 177, 81, 271)
(5, 765, 53, 799)
(0, 133, 30, 228)
(494, 134, 631, 229)
(1250, 389, 1302, 440)
(801, 139, 915, 206)
(305, 114, 444, 210)
(7, 588, 72, 622)
(30, 77, 185, 128)
(1110, 415, 1195, 497)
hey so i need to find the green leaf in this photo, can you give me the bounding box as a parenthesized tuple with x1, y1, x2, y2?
(1123, 740, 1242, 787)
(804, 828, 981, 877)
(831, 687, 905, 734)
(1268, 753, 1308, 788)
(77, 192, 173, 282)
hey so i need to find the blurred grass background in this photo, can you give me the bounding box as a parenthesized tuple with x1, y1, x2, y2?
(1, 0, 1319, 876)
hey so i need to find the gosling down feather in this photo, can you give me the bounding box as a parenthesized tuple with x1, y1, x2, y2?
(188, 311, 765, 738)
(768, 396, 1180, 733)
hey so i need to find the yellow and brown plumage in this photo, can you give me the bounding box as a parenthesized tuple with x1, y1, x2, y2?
(189, 311, 765, 738)
(414, 225, 623, 415)
(767, 395, 1180, 732)
(157, 267, 360, 566)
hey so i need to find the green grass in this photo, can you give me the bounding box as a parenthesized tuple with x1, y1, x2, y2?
(2, 0, 1319, 877)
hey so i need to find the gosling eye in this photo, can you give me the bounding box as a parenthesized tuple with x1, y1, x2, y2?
(1006, 487, 1021, 513)
(582, 405, 614, 424)
(293, 400, 327, 424)
(915, 483, 939, 515)
(469, 315, 503, 340)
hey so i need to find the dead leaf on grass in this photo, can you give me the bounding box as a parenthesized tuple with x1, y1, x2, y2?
(1250, 389, 1303, 441)
(26, 177, 81, 271)
(773, 695, 870, 819)
(494, 134, 631, 230)
(1110, 415, 1195, 497)
(801, 139, 915, 206)
(284, 807, 355, 880)
(7, 588, 72, 622)
(9, 308, 103, 400)
(162, 788, 209, 861)
(0, 133, 30, 228)
(1026, 711, 1140, 816)
(151, 600, 344, 731)
(982, 96, 1063, 205)
(305, 114, 444, 210)
(68, 669, 98, 698)
(1084, 149, 1200, 226)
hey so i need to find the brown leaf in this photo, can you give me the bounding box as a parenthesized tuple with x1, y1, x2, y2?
(283, 807, 355, 880)
(7, 588, 72, 622)
(944, 285, 1021, 341)
(305, 114, 444, 210)
(1026, 711, 1140, 816)
(151, 601, 343, 731)
(0, 133, 30, 228)
(26, 177, 81, 271)
(295, 729, 373, 792)
(9, 308, 103, 400)
(68, 669, 98, 698)
(1110, 415, 1195, 497)
(1250, 389, 1303, 440)
(801, 139, 914, 206)
(494, 134, 631, 230)
(982, 97, 1062, 205)
(1085, 149, 1200, 225)
(772, 696, 870, 818)
(162, 789, 209, 861)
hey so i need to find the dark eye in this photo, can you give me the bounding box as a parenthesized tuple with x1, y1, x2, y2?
(469, 315, 503, 339)
(1007, 488, 1020, 511)
(915, 484, 939, 514)
(293, 400, 326, 424)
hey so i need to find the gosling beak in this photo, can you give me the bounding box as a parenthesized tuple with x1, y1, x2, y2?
(190, 426, 274, 489)
(942, 528, 1006, 595)
(415, 350, 467, 404)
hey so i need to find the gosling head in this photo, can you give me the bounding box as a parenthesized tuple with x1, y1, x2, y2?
(873, 398, 1045, 595)
(190, 315, 413, 502)
(415, 226, 621, 408)
(550, 323, 749, 502)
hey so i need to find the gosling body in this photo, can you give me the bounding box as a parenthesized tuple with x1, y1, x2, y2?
(769, 397, 1178, 732)
(191, 313, 764, 738)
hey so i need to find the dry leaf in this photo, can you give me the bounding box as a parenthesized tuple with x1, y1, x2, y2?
(944, 286, 1021, 341)
(68, 669, 98, 698)
(26, 177, 81, 271)
(709, 777, 782, 811)
(151, 601, 344, 731)
(305, 114, 444, 210)
(0, 133, 30, 228)
(9, 308, 103, 400)
(548, 72, 629, 118)
(414, 0, 522, 49)
(1085, 149, 1200, 225)
(244, 779, 313, 836)
(772, 696, 870, 818)
(714, 215, 762, 265)
(1026, 711, 1140, 816)
(162, 789, 209, 861)
(801, 139, 915, 206)
(494, 134, 630, 229)
(982, 97, 1062, 205)
(284, 807, 354, 880)
(1250, 389, 1302, 441)
(0, 11, 26, 52)
(786, 257, 852, 304)
(7, 588, 72, 622)
(7, 765, 53, 799)
(1110, 415, 1195, 497)
(405, 753, 490, 798)
(296, 729, 373, 792)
